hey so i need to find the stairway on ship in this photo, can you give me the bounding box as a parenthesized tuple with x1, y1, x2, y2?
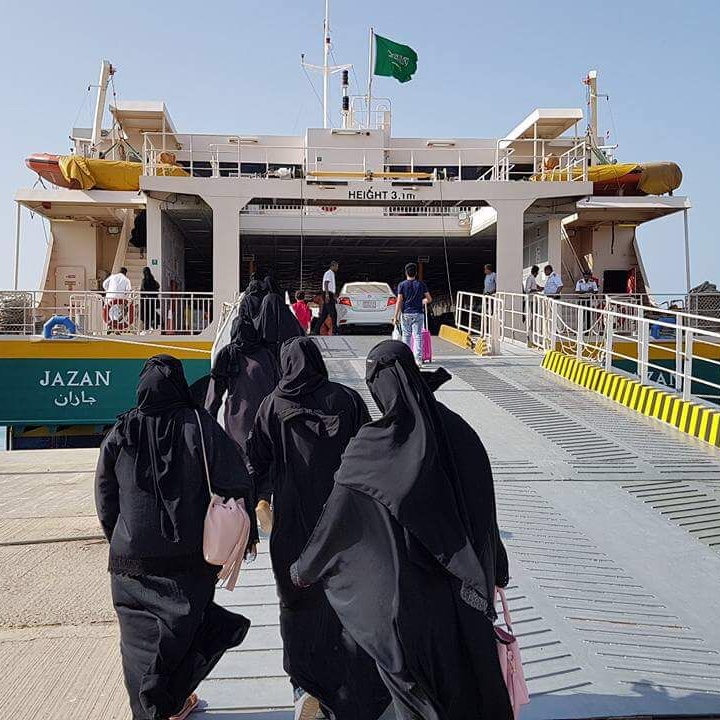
(122, 245, 146, 290)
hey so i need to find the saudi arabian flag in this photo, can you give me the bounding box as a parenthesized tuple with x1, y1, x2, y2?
(374, 34, 418, 83)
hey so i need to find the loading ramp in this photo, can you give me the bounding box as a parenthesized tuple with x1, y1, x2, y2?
(200, 336, 720, 719)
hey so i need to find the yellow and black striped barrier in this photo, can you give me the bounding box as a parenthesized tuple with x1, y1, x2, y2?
(542, 350, 720, 447)
(439, 325, 472, 350)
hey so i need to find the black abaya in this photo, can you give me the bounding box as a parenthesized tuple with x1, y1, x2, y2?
(254, 293, 305, 361)
(293, 340, 511, 720)
(95, 355, 257, 720)
(239, 277, 266, 323)
(205, 317, 279, 467)
(248, 337, 390, 720)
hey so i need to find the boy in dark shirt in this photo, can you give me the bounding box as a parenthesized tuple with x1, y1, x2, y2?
(393, 263, 432, 364)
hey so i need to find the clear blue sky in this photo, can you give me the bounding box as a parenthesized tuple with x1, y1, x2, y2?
(1, 0, 717, 293)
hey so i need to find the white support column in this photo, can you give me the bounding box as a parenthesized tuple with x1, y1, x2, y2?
(145, 197, 163, 288)
(489, 199, 532, 293)
(547, 216, 563, 273)
(205, 196, 251, 319)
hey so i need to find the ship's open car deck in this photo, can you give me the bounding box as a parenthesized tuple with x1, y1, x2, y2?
(206, 337, 720, 719)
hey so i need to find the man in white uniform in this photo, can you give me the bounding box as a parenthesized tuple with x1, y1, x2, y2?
(103, 267, 132, 299)
(543, 265, 563, 297)
(575, 270, 599, 295)
(102, 267, 133, 331)
(483, 264, 497, 295)
(523, 265, 543, 343)
(317, 260, 339, 335)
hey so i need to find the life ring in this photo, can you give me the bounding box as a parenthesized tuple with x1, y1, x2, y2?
(42, 315, 77, 339)
(103, 298, 134, 330)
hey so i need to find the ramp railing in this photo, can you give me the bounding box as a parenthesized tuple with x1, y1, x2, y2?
(456, 290, 720, 404)
(0, 290, 213, 337)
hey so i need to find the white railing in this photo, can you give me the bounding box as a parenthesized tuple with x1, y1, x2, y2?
(142, 132, 590, 184)
(479, 137, 589, 182)
(455, 292, 504, 355)
(0, 290, 213, 337)
(456, 290, 720, 403)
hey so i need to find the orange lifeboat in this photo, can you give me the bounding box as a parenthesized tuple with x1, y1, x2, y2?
(25, 153, 80, 189)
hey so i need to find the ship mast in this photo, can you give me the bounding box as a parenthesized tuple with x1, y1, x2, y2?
(301, 0, 351, 128)
(90, 60, 114, 155)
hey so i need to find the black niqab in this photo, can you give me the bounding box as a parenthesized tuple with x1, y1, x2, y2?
(213, 317, 264, 379)
(205, 317, 280, 468)
(338, 340, 498, 611)
(254, 293, 305, 359)
(276, 337, 328, 399)
(239, 275, 267, 323)
(132, 355, 196, 542)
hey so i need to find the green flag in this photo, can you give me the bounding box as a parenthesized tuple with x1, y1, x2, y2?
(373, 34, 418, 83)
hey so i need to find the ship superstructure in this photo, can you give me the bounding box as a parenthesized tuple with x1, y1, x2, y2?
(1, 55, 690, 447)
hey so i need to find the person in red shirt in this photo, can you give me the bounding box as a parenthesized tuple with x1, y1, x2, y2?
(291, 291, 312, 334)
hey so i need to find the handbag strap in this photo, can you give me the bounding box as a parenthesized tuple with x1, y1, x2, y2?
(496, 586, 514, 633)
(194, 409, 212, 497)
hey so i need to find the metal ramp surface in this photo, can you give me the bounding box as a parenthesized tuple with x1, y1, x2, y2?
(200, 337, 720, 719)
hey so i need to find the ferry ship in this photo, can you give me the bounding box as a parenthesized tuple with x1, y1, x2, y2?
(1, 37, 691, 448)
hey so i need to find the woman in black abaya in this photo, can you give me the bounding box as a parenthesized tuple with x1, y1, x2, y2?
(254, 293, 305, 362)
(95, 355, 257, 720)
(248, 337, 391, 720)
(205, 316, 279, 466)
(292, 340, 512, 720)
(239, 272, 268, 323)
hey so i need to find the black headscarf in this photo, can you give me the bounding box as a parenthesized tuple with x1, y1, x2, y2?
(254, 293, 305, 355)
(213, 317, 263, 380)
(239, 274, 267, 323)
(127, 355, 196, 542)
(277, 337, 329, 399)
(334, 340, 498, 613)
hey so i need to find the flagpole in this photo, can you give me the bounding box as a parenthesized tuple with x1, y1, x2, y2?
(323, 0, 331, 128)
(366, 27, 374, 129)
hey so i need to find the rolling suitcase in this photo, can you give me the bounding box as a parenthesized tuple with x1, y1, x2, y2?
(411, 305, 433, 364)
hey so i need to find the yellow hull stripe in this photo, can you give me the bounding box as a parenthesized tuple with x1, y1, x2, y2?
(0, 338, 212, 360)
(542, 350, 720, 449)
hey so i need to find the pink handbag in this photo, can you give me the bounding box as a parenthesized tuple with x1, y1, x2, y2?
(495, 586, 530, 718)
(195, 410, 251, 591)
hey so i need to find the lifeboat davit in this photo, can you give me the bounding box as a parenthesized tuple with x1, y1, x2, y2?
(25, 153, 80, 189)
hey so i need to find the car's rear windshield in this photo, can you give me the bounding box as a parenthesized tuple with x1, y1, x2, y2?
(344, 283, 392, 295)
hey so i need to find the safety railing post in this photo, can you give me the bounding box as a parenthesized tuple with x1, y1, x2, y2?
(576, 304, 583, 359)
(675, 317, 684, 392)
(493, 298, 503, 356)
(683, 330, 693, 401)
(638, 319, 650, 385)
(549, 301, 558, 351)
(604, 310, 614, 372)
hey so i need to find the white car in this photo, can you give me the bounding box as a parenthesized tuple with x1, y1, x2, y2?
(336, 282, 397, 332)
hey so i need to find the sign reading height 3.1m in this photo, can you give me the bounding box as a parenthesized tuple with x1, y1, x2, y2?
(348, 188, 417, 201)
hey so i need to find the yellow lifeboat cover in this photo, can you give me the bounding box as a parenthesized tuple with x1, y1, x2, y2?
(58, 156, 187, 191)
